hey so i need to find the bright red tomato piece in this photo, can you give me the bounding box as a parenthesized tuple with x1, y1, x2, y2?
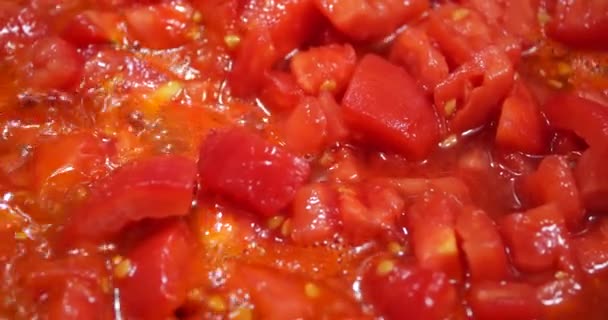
(456, 207, 510, 281)
(24, 36, 84, 90)
(548, 0, 608, 50)
(318, 91, 349, 144)
(63, 155, 197, 242)
(543, 93, 608, 149)
(259, 71, 304, 111)
(47, 278, 110, 320)
(283, 97, 328, 155)
(573, 218, 608, 274)
(198, 127, 311, 216)
(342, 54, 439, 159)
(360, 257, 459, 320)
(575, 147, 608, 213)
(61, 11, 121, 47)
(229, 28, 277, 96)
(290, 183, 340, 245)
(117, 220, 195, 320)
(519, 156, 583, 229)
(468, 282, 543, 320)
(315, 0, 428, 41)
(290, 43, 357, 95)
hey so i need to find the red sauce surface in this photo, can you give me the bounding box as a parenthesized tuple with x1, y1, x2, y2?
(1, 0, 608, 319)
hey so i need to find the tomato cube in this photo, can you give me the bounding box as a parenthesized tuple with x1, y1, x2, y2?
(290, 183, 340, 245)
(468, 282, 543, 320)
(575, 147, 608, 213)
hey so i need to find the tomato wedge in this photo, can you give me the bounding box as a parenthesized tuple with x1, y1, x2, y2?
(575, 147, 608, 213)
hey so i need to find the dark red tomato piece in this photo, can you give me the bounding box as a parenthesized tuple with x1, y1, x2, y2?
(573, 218, 608, 274)
(575, 147, 608, 213)
(434, 46, 514, 133)
(198, 128, 310, 217)
(118, 220, 195, 320)
(519, 156, 584, 229)
(543, 93, 608, 149)
(548, 0, 608, 50)
(496, 81, 548, 154)
(468, 282, 543, 320)
(456, 207, 509, 281)
(405, 193, 463, 280)
(232, 264, 361, 320)
(229, 28, 277, 96)
(315, 0, 428, 41)
(25, 36, 83, 90)
(360, 257, 458, 320)
(283, 97, 328, 155)
(260, 71, 304, 111)
(47, 278, 110, 320)
(290, 183, 340, 245)
(290, 43, 357, 95)
(318, 91, 349, 144)
(342, 54, 439, 159)
(124, 0, 196, 49)
(551, 131, 587, 155)
(63, 155, 196, 242)
(500, 204, 571, 273)
(339, 182, 404, 243)
(61, 11, 121, 47)
(390, 27, 449, 93)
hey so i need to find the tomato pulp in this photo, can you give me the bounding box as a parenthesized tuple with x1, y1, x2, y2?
(1, 0, 608, 319)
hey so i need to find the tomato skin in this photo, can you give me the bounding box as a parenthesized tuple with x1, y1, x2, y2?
(496, 82, 548, 154)
(260, 71, 304, 111)
(361, 257, 458, 320)
(390, 27, 449, 93)
(290, 183, 340, 245)
(519, 156, 584, 229)
(118, 220, 195, 320)
(63, 155, 197, 242)
(315, 0, 428, 41)
(456, 207, 510, 281)
(198, 128, 311, 217)
(25, 36, 84, 90)
(543, 93, 608, 149)
(342, 54, 439, 159)
(575, 147, 608, 213)
(290, 43, 356, 95)
(468, 282, 543, 320)
(548, 0, 608, 50)
(283, 97, 328, 155)
(500, 204, 572, 273)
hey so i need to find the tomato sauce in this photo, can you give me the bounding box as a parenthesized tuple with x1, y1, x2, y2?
(1, 0, 608, 319)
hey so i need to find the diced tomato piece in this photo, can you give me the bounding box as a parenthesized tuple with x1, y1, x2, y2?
(456, 207, 509, 281)
(543, 93, 608, 149)
(551, 131, 587, 155)
(434, 46, 514, 133)
(519, 156, 584, 229)
(47, 278, 110, 320)
(24, 36, 84, 90)
(390, 27, 449, 93)
(260, 71, 304, 111)
(318, 91, 349, 144)
(500, 204, 571, 273)
(405, 193, 463, 279)
(118, 220, 196, 320)
(61, 11, 121, 47)
(290, 43, 356, 95)
(198, 128, 310, 216)
(548, 0, 608, 50)
(496, 81, 548, 154)
(342, 54, 439, 159)
(232, 264, 361, 320)
(315, 0, 428, 41)
(337, 183, 403, 243)
(575, 147, 608, 213)
(388, 176, 472, 204)
(537, 275, 591, 319)
(290, 183, 340, 245)
(229, 28, 277, 96)
(283, 97, 328, 155)
(124, 0, 195, 49)
(63, 155, 197, 242)
(20, 255, 107, 290)
(573, 218, 608, 274)
(361, 257, 458, 320)
(468, 282, 543, 320)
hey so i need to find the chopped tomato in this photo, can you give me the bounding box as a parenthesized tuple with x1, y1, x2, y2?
(500, 204, 572, 273)
(283, 97, 328, 155)
(543, 93, 608, 149)
(229, 28, 277, 96)
(315, 0, 429, 41)
(47, 278, 110, 320)
(575, 147, 608, 213)
(548, 0, 608, 50)
(24, 36, 83, 90)
(290, 43, 356, 95)
(518, 156, 584, 229)
(573, 218, 608, 274)
(118, 220, 196, 320)
(318, 91, 349, 144)
(456, 207, 510, 281)
(198, 128, 311, 216)
(468, 282, 543, 320)
(342, 54, 439, 159)
(361, 257, 459, 320)
(260, 71, 304, 111)
(290, 183, 340, 245)
(390, 27, 449, 93)
(61, 11, 122, 47)
(63, 155, 197, 242)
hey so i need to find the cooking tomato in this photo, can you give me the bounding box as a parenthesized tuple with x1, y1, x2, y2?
(548, 0, 608, 50)
(575, 147, 608, 213)
(468, 282, 543, 320)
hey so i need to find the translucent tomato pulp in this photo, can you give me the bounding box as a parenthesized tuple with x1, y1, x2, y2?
(1, 0, 608, 319)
